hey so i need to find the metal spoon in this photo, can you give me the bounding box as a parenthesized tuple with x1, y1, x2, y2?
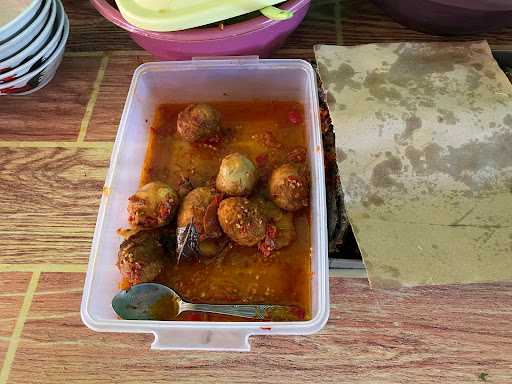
(112, 283, 292, 321)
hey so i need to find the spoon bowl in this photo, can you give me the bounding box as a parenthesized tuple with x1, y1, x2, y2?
(112, 282, 179, 320)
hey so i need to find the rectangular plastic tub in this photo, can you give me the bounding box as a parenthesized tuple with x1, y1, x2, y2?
(80, 57, 329, 351)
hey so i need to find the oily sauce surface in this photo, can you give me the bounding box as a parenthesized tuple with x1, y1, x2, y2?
(141, 101, 312, 321)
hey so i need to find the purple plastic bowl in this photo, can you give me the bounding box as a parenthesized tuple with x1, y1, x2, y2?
(372, 0, 512, 35)
(90, 0, 311, 60)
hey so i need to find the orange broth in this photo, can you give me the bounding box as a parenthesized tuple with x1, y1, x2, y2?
(140, 101, 312, 321)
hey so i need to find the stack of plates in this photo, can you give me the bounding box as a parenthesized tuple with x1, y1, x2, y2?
(0, 0, 69, 95)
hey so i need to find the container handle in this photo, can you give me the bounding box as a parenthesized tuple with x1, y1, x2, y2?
(151, 329, 252, 351)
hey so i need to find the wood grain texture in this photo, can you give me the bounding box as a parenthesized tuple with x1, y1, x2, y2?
(62, 0, 139, 52)
(0, 57, 101, 141)
(0, 148, 109, 264)
(86, 54, 152, 141)
(340, 0, 512, 48)
(6, 274, 512, 384)
(290, 0, 338, 44)
(0, 273, 30, 364)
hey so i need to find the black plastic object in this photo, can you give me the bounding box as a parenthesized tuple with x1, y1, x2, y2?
(372, 0, 512, 36)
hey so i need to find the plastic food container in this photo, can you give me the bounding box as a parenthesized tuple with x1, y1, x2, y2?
(81, 58, 329, 351)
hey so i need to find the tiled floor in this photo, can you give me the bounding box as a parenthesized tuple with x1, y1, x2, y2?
(0, 273, 31, 368)
(0, 57, 101, 141)
(86, 53, 152, 142)
(0, 147, 109, 265)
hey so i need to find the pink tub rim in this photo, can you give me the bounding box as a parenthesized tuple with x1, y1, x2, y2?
(89, 0, 310, 42)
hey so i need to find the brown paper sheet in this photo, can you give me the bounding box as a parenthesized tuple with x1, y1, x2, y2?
(315, 41, 512, 288)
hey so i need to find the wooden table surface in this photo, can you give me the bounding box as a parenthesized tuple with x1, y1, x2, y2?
(1, 1, 512, 383)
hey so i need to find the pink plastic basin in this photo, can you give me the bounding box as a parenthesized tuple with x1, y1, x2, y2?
(90, 0, 311, 60)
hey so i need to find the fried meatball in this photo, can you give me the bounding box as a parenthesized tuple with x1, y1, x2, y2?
(269, 163, 309, 211)
(254, 198, 296, 256)
(177, 187, 222, 239)
(117, 230, 167, 288)
(217, 197, 267, 246)
(216, 153, 258, 196)
(177, 104, 221, 143)
(127, 181, 179, 228)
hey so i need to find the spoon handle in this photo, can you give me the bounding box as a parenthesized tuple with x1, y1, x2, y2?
(182, 303, 289, 320)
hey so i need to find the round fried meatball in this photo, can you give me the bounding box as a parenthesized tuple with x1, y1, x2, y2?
(127, 181, 179, 228)
(217, 197, 267, 247)
(254, 198, 296, 256)
(177, 104, 221, 143)
(216, 153, 258, 196)
(177, 187, 222, 239)
(117, 230, 166, 288)
(269, 163, 309, 211)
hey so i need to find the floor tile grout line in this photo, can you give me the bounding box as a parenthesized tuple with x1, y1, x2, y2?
(110, 50, 153, 57)
(76, 54, 111, 143)
(0, 288, 84, 298)
(65, 51, 105, 57)
(0, 271, 40, 384)
(335, 1, 343, 46)
(0, 264, 87, 273)
(0, 141, 113, 149)
(65, 50, 152, 57)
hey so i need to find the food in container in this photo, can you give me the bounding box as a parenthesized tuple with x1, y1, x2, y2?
(216, 153, 258, 196)
(117, 229, 170, 288)
(177, 187, 218, 230)
(122, 100, 312, 319)
(126, 181, 179, 229)
(217, 197, 267, 247)
(176, 103, 222, 143)
(270, 163, 310, 212)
